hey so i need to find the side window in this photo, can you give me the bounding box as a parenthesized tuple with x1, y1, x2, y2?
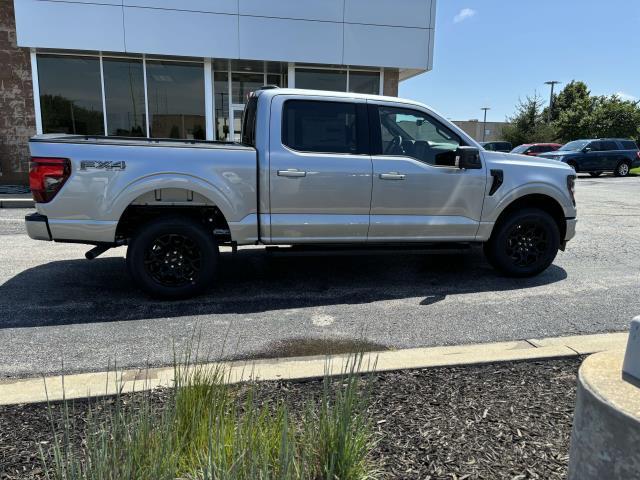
(282, 100, 360, 154)
(587, 141, 602, 152)
(377, 106, 462, 166)
(621, 140, 638, 150)
(600, 140, 618, 151)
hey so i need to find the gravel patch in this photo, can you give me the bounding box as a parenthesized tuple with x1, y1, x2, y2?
(0, 357, 580, 479)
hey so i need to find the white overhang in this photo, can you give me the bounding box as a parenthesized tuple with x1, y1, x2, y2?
(13, 0, 435, 75)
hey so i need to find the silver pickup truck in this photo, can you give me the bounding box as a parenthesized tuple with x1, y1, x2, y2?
(26, 88, 577, 298)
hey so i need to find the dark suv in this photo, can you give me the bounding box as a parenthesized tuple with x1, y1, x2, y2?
(539, 138, 640, 177)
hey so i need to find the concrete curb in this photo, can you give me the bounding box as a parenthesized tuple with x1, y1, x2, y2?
(0, 332, 628, 406)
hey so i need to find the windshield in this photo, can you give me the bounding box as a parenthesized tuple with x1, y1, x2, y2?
(511, 145, 529, 154)
(560, 140, 589, 151)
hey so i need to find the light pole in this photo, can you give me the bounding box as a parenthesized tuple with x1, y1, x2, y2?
(545, 80, 561, 121)
(481, 107, 490, 142)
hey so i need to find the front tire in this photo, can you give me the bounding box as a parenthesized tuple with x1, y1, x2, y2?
(484, 208, 560, 277)
(614, 161, 630, 177)
(126, 216, 218, 299)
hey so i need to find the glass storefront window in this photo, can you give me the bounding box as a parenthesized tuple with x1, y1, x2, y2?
(231, 72, 264, 104)
(214, 71, 230, 141)
(103, 58, 146, 136)
(37, 55, 104, 135)
(295, 68, 347, 92)
(349, 70, 380, 95)
(146, 61, 205, 140)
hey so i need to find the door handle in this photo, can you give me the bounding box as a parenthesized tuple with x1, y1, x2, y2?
(277, 169, 307, 178)
(379, 172, 406, 180)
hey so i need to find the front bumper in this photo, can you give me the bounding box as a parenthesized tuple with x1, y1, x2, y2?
(25, 213, 52, 241)
(565, 217, 577, 242)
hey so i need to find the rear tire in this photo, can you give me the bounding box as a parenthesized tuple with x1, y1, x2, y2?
(484, 208, 560, 277)
(614, 161, 630, 177)
(126, 216, 218, 299)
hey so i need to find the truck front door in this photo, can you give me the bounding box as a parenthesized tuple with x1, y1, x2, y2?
(367, 102, 486, 241)
(267, 95, 372, 243)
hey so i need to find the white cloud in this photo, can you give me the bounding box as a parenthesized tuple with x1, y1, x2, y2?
(615, 91, 638, 101)
(454, 8, 476, 23)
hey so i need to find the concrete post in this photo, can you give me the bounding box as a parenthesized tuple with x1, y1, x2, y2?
(568, 341, 640, 479)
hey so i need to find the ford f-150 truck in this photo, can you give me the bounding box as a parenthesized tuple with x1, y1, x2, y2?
(25, 88, 577, 298)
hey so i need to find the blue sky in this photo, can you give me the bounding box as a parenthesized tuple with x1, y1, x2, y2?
(399, 0, 640, 122)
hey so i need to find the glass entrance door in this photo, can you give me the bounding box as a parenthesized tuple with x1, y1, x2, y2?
(230, 106, 244, 142)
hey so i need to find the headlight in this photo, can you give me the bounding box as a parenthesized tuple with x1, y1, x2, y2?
(567, 175, 576, 206)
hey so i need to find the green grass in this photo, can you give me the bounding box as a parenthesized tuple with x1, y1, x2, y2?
(40, 351, 377, 480)
(631, 167, 640, 175)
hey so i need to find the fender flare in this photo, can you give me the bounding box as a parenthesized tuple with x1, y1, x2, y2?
(108, 173, 238, 225)
(484, 182, 574, 224)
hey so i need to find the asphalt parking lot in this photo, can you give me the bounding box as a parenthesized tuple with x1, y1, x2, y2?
(0, 175, 639, 378)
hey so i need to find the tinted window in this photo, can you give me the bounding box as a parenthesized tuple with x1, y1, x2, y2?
(37, 55, 104, 135)
(282, 100, 359, 154)
(295, 69, 347, 92)
(348, 71, 380, 95)
(232, 72, 264, 104)
(377, 106, 461, 166)
(146, 61, 205, 140)
(600, 140, 618, 151)
(241, 96, 257, 147)
(560, 140, 590, 151)
(511, 145, 529, 154)
(103, 58, 146, 136)
(621, 140, 638, 150)
(587, 141, 602, 151)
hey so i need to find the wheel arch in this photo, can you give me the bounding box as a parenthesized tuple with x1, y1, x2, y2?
(491, 193, 567, 241)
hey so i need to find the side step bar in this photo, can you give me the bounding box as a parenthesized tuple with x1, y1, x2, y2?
(264, 243, 477, 257)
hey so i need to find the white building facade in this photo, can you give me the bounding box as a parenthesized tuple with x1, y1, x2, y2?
(11, 0, 436, 145)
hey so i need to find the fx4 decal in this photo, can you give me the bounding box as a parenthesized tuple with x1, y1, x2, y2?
(80, 160, 126, 171)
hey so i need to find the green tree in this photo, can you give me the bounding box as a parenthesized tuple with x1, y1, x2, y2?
(502, 93, 555, 146)
(588, 95, 640, 140)
(546, 80, 591, 122)
(550, 81, 595, 142)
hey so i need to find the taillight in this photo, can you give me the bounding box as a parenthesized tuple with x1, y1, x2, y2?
(636, 151, 640, 160)
(29, 157, 71, 203)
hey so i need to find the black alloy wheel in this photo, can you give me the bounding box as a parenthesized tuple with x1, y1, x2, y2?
(484, 208, 560, 277)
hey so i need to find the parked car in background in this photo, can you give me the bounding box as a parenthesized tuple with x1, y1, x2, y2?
(511, 143, 562, 156)
(538, 138, 640, 177)
(481, 141, 513, 152)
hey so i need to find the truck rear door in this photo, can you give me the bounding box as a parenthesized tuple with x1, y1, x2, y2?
(267, 95, 372, 243)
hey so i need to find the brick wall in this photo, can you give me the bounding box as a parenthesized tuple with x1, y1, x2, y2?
(0, 0, 34, 186)
(383, 69, 399, 97)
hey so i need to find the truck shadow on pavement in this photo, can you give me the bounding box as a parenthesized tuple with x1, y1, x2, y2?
(0, 248, 567, 329)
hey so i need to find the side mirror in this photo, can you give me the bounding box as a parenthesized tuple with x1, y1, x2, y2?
(583, 147, 592, 153)
(456, 146, 482, 169)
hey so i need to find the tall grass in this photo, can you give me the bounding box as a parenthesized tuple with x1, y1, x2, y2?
(40, 352, 377, 480)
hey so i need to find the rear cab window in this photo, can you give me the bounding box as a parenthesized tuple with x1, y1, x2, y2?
(282, 100, 368, 155)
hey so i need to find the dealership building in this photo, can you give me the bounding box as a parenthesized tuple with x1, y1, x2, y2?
(0, 0, 436, 187)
